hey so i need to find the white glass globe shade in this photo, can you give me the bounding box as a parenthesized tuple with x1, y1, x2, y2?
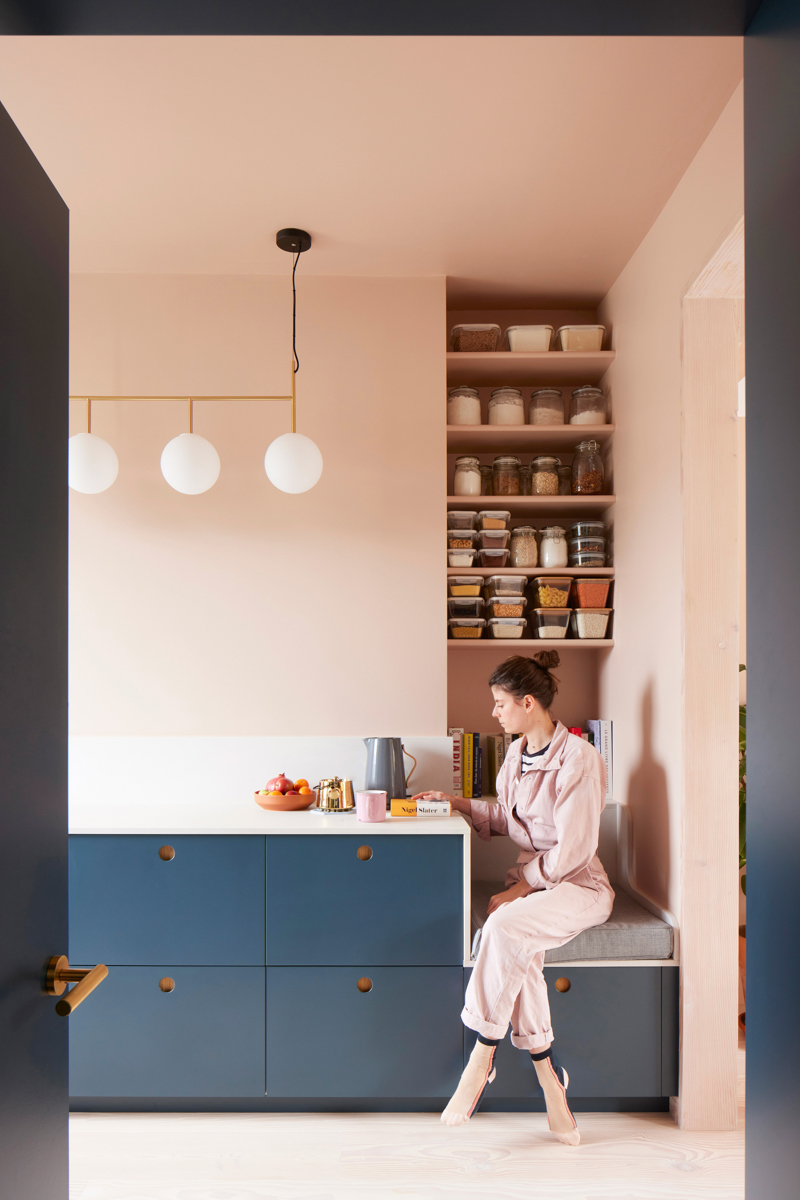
(160, 433, 220, 495)
(264, 432, 323, 494)
(68, 432, 119, 494)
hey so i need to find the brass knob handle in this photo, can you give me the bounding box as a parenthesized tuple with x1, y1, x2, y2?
(46, 955, 109, 1016)
(159, 977, 175, 993)
(357, 845, 373, 861)
(159, 845, 175, 861)
(555, 976, 571, 993)
(357, 977, 373, 992)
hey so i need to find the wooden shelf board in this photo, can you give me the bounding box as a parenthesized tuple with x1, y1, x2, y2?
(446, 566, 614, 576)
(447, 424, 613, 452)
(448, 639, 614, 650)
(447, 494, 615, 515)
(446, 350, 615, 386)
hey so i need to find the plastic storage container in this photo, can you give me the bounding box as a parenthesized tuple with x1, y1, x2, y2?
(453, 455, 482, 496)
(528, 388, 564, 425)
(477, 510, 510, 530)
(447, 510, 478, 530)
(448, 548, 478, 567)
(532, 577, 572, 608)
(492, 455, 521, 496)
(488, 387, 525, 425)
(478, 528, 510, 550)
(478, 548, 510, 568)
(554, 325, 605, 351)
(570, 608, 612, 639)
(448, 576, 483, 597)
(569, 385, 608, 425)
(447, 529, 478, 550)
(570, 551, 606, 568)
(539, 526, 568, 568)
(530, 455, 561, 496)
(571, 440, 605, 494)
(569, 521, 606, 541)
(450, 324, 501, 352)
(504, 325, 554, 351)
(484, 575, 527, 597)
(509, 527, 538, 567)
(558, 465, 572, 494)
(484, 595, 528, 619)
(532, 608, 571, 639)
(574, 578, 611, 608)
(448, 597, 484, 619)
(488, 618, 527, 639)
(449, 618, 486, 639)
(447, 386, 482, 426)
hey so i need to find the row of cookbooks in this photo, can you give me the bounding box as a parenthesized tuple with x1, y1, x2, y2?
(448, 721, 612, 802)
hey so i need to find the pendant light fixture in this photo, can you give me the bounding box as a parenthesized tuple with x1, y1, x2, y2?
(160, 398, 221, 494)
(68, 398, 119, 493)
(263, 229, 324, 494)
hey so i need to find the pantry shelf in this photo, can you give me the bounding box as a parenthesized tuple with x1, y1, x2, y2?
(447, 424, 614, 453)
(446, 567, 614, 577)
(447, 640, 614, 650)
(447, 494, 615, 516)
(446, 350, 615, 387)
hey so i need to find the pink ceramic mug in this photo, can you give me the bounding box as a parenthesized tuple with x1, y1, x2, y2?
(355, 791, 387, 822)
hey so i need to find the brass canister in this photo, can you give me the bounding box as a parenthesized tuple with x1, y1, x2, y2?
(316, 776, 355, 813)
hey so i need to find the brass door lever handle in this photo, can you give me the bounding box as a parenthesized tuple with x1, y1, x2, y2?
(46, 955, 108, 1016)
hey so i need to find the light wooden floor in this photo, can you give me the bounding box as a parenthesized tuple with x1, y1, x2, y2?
(69, 1044, 745, 1200)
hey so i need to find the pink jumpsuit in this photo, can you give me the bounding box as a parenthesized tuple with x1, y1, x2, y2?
(463, 722, 614, 1051)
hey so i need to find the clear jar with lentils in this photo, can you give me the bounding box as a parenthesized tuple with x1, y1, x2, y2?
(492, 455, 521, 496)
(510, 526, 538, 567)
(571, 440, 605, 495)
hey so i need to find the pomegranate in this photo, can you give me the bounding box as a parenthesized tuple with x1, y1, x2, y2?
(265, 773, 294, 795)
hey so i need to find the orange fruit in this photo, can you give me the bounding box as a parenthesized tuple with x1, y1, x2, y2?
(268, 790, 283, 797)
(298, 786, 313, 795)
(294, 778, 309, 789)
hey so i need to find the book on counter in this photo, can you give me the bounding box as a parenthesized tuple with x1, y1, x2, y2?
(586, 720, 613, 803)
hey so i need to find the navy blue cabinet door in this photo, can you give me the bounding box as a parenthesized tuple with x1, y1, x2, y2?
(267, 967, 463, 1096)
(466, 966, 664, 1098)
(69, 836, 265, 965)
(69, 967, 265, 1097)
(266, 835, 463, 965)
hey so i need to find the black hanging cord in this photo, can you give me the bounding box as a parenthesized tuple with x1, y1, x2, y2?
(292, 249, 300, 376)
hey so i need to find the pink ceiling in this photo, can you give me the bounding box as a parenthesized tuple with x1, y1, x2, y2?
(0, 36, 742, 304)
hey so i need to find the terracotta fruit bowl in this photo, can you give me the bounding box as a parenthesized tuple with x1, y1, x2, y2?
(254, 790, 316, 812)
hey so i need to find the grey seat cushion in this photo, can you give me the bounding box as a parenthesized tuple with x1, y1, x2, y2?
(471, 881, 673, 961)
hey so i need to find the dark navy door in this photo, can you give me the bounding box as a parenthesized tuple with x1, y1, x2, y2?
(0, 101, 69, 1200)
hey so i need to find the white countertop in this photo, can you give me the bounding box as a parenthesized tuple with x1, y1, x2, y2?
(69, 805, 471, 837)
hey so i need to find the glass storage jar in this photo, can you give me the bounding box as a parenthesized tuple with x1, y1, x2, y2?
(488, 387, 525, 426)
(528, 388, 564, 425)
(530, 455, 561, 496)
(539, 526, 568, 568)
(510, 526, 538, 567)
(519, 464, 532, 495)
(453, 455, 482, 496)
(480, 465, 493, 495)
(492, 454, 521, 496)
(571, 440, 605, 494)
(569, 386, 607, 425)
(558, 465, 572, 494)
(447, 385, 482, 426)
(569, 521, 606, 541)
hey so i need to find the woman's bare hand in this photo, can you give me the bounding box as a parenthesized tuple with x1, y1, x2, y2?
(411, 790, 472, 816)
(487, 880, 531, 915)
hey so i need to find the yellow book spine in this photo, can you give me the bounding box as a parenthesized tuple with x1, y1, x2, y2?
(390, 798, 417, 817)
(463, 733, 474, 799)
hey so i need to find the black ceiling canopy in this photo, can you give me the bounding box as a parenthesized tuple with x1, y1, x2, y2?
(0, 0, 764, 36)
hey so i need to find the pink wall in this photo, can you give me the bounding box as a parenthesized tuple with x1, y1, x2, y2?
(69, 274, 446, 736)
(598, 84, 743, 919)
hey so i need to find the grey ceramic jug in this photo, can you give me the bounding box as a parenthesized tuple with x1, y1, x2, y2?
(363, 738, 416, 804)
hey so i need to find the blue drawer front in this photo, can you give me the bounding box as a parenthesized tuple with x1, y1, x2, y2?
(266, 835, 463, 965)
(266, 966, 463, 1096)
(69, 835, 265, 965)
(69, 966, 265, 1096)
(466, 966, 664, 1097)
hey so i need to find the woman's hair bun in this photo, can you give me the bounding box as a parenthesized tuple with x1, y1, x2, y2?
(532, 650, 561, 671)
